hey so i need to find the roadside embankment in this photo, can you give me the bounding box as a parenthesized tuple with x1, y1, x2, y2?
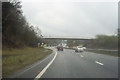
(86, 48, 119, 57)
(2, 47, 53, 78)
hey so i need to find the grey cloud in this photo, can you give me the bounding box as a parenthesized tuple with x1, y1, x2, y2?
(22, 1, 118, 38)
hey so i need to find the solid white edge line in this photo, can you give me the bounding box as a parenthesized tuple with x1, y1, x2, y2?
(95, 61, 104, 65)
(34, 52, 57, 80)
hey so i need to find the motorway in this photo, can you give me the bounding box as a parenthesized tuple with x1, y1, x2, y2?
(10, 47, 119, 79)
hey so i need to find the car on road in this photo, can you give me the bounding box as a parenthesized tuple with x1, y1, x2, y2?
(75, 46, 84, 52)
(57, 45, 64, 51)
(83, 47, 86, 50)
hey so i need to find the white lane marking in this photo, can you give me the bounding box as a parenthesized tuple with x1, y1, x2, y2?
(95, 61, 104, 65)
(34, 52, 57, 80)
(80, 55, 84, 57)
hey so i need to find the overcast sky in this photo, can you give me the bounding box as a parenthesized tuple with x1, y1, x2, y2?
(21, 0, 118, 38)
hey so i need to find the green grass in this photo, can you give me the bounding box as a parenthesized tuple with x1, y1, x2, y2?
(86, 50, 119, 57)
(2, 47, 52, 78)
(2, 47, 48, 56)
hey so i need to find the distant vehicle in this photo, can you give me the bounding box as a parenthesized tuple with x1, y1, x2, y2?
(75, 46, 84, 52)
(57, 45, 64, 51)
(83, 47, 86, 50)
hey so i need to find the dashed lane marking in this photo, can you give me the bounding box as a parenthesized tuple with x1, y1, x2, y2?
(95, 61, 104, 65)
(80, 55, 84, 57)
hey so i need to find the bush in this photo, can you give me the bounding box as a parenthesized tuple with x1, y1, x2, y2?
(88, 35, 118, 49)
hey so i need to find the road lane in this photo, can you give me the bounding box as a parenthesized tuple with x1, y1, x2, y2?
(10, 48, 118, 79)
(41, 49, 118, 78)
(80, 51, 118, 75)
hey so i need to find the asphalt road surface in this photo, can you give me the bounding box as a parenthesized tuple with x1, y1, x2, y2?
(10, 47, 119, 79)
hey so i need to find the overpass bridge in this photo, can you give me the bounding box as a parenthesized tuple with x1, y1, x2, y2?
(42, 36, 94, 40)
(41, 36, 94, 46)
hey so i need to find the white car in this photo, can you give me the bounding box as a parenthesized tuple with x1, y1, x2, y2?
(75, 46, 84, 52)
(83, 47, 86, 50)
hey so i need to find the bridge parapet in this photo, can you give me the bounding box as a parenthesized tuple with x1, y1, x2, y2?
(42, 36, 93, 40)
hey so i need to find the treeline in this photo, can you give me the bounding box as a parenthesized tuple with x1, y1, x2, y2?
(2, 1, 42, 48)
(66, 34, 118, 50)
(88, 35, 118, 50)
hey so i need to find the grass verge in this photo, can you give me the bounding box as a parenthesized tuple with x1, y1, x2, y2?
(2, 47, 50, 56)
(86, 50, 119, 57)
(2, 47, 52, 78)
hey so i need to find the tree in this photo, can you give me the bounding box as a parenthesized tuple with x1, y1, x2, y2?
(2, 1, 42, 48)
